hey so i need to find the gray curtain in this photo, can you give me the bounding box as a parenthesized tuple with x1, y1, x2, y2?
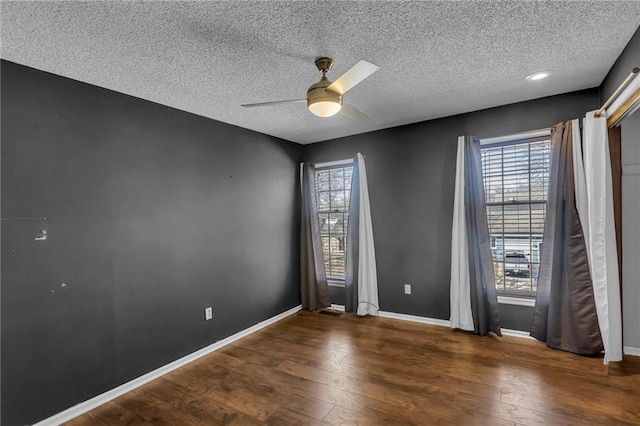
(530, 122, 603, 354)
(464, 136, 501, 336)
(345, 156, 360, 313)
(300, 163, 331, 310)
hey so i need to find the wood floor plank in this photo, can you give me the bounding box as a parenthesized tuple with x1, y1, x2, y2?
(275, 359, 425, 411)
(263, 406, 326, 426)
(64, 401, 145, 426)
(322, 404, 423, 426)
(274, 393, 335, 422)
(67, 311, 640, 425)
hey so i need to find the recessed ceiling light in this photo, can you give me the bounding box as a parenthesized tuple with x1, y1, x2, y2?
(526, 71, 551, 81)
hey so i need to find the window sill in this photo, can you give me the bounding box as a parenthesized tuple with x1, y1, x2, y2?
(327, 279, 345, 288)
(497, 295, 536, 307)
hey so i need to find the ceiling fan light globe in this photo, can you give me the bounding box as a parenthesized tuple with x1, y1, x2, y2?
(309, 101, 342, 117)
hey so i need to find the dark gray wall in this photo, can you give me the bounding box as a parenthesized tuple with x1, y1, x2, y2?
(499, 304, 535, 331)
(601, 26, 640, 101)
(303, 89, 600, 328)
(1, 60, 302, 425)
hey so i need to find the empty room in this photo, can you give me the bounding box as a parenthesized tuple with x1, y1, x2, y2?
(2, 1, 640, 425)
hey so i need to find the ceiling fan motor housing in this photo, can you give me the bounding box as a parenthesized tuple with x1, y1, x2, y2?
(307, 75, 342, 116)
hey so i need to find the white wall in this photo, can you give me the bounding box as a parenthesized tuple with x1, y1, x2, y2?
(622, 111, 640, 349)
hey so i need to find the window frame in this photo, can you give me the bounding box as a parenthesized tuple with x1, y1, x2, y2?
(479, 132, 552, 299)
(314, 159, 354, 286)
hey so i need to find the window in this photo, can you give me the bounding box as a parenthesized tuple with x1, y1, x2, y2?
(315, 164, 353, 281)
(481, 138, 551, 295)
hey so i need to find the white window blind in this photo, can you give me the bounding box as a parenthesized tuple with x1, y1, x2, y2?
(481, 138, 551, 294)
(315, 165, 354, 280)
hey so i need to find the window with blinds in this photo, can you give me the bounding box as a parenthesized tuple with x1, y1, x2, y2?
(315, 165, 353, 280)
(481, 138, 551, 294)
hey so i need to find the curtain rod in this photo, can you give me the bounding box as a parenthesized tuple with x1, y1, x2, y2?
(594, 67, 639, 118)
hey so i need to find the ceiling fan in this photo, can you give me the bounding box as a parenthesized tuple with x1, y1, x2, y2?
(241, 57, 379, 118)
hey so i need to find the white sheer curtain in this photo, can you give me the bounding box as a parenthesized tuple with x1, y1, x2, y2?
(354, 153, 379, 316)
(450, 136, 474, 331)
(572, 119, 589, 248)
(583, 112, 623, 364)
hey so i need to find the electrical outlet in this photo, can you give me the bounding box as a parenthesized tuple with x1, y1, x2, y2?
(404, 284, 412, 295)
(204, 307, 213, 321)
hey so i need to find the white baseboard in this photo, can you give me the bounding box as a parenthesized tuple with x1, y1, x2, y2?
(34, 305, 302, 426)
(378, 310, 453, 328)
(380, 310, 534, 339)
(500, 328, 535, 339)
(337, 305, 640, 352)
(624, 346, 640, 357)
(333, 304, 532, 340)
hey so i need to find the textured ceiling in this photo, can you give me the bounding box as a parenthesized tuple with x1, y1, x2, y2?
(1, 1, 639, 144)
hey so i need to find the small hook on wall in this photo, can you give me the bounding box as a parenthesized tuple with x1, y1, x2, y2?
(35, 230, 47, 241)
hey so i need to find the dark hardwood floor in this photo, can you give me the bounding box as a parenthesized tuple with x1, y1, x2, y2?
(66, 311, 640, 425)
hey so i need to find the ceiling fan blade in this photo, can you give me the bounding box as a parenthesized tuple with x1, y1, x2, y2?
(241, 99, 306, 108)
(340, 103, 370, 119)
(327, 60, 380, 95)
